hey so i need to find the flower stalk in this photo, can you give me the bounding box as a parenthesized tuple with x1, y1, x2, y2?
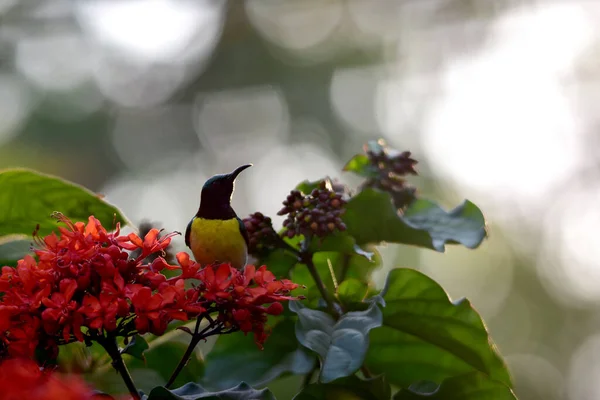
(97, 335, 140, 400)
(291, 236, 337, 317)
(165, 316, 222, 389)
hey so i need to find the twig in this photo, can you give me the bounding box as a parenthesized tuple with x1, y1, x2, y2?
(165, 334, 202, 389)
(338, 253, 351, 283)
(302, 362, 318, 388)
(300, 237, 339, 317)
(97, 335, 140, 400)
(165, 316, 224, 389)
(361, 366, 373, 378)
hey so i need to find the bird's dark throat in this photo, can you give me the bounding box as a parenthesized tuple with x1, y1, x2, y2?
(196, 202, 237, 220)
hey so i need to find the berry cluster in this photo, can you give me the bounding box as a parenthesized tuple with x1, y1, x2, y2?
(278, 182, 347, 238)
(364, 143, 418, 209)
(243, 212, 279, 256)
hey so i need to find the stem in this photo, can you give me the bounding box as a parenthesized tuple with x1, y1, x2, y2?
(166, 316, 220, 389)
(302, 362, 318, 388)
(98, 336, 140, 400)
(338, 253, 351, 283)
(361, 365, 373, 379)
(165, 335, 202, 388)
(300, 237, 339, 317)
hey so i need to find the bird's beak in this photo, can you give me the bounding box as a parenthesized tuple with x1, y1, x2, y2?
(228, 164, 252, 181)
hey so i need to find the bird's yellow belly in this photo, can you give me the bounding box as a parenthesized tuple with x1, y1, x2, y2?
(189, 217, 247, 269)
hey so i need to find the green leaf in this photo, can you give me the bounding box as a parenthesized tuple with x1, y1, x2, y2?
(259, 248, 299, 279)
(0, 239, 32, 267)
(202, 319, 315, 390)
(343, 154, 379, 179)
(0, 169, 128, 239)
(289, 301, 382, 383)
(343, 188, 487, 251)
(403, 199, 487, 251)
(147, 382, 275, 400)
(366, 269, 512, 388)
(294, 375, 391, 400)
(337, 279, 369, 306)
(121, 335, 149, 361)
(393, 372, 517, 399)
(309, 233, 373, 262)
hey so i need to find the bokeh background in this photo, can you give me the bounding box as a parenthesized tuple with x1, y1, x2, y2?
(1, 0, 599, 398)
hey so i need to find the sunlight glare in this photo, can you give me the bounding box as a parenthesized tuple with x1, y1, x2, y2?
(75, 0, 222, 63)
(422, 3, 593, 206)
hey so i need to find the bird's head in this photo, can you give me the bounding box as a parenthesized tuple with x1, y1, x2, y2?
(199, 164, 252, 216)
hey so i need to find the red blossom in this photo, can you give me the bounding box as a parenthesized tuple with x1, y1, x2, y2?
(0, 358, 95, 400)
(78, 293, 119, 331)
(194, 262, 300, 348)
(127, 285, 169, 336)
(41, 279, 84, 343)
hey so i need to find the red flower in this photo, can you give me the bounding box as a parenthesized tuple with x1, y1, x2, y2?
(117, 228, 177, 262)
(0, 313, 41, 359)
(41, 279, 84, 343)
(0, 358, 94, 400)
(78, 293, 119, 331)
(194, 261, 300, 348)
(158, 279, 205, 320)
(127, 285, 168, 335)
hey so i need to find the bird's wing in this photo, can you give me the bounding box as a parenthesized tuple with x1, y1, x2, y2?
(237, 217, 250, 248)
(184, 218, 193, 248)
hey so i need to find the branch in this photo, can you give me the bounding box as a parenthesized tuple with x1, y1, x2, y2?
(165, 334, 202, 389)
(165, 315, 224, 389)
(302, 361, 319, 388)
(97, 335, 140, 400)
(300, 237, 339, 317)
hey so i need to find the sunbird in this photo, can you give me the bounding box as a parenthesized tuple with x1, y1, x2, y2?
(185, 164, 252, 269)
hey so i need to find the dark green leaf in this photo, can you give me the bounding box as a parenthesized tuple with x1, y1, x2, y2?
(0, 169, 128, 239)
(402, 198, 487, 251)
(131, 340, 204, 391)
(337, 278, 368, 305)
(202, 319, 315, 390)
(366, 269, 512, 388)
(290, 301, 382, 383)
(121, 335, 149, 361)
(0, 239, 32, 267)
(343, 188, 486, 251)
(294, 375, 391, 400)
(309, 233, 373, 261)
(259, 248, 299, 279)
(147, 382, 275, 400)
(393, 372, 517, 399)
(343, 154, 379, 179)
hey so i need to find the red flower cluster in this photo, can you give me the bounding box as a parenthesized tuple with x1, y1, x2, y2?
(0, 214, 299, 359)
(186, 255, 298, 347)
(0, 358, 94, 400)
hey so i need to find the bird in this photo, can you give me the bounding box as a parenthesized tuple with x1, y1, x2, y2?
(185, 164, 252, 269)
